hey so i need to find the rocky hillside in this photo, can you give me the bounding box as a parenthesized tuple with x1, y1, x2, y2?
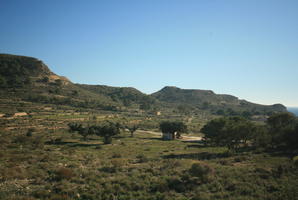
(0, 54, 156, 112)
(0, 54, 287, 115)
(151, 86, 286, 115)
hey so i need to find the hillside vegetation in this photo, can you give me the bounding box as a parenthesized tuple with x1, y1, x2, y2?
(152, 86, 286, 116)
(0, 54, 297, 200)
(0, 54, 286, 117)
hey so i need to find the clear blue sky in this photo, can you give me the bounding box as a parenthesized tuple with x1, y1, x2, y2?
(1, 0, 297, 107)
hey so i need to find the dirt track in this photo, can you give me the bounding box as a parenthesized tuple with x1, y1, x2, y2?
(138, 130, 202, 141)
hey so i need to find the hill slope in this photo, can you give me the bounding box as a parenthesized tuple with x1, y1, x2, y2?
(151, 86, 286, 115)
(0, 54, 150, 112)
(0, 54, 287, 115)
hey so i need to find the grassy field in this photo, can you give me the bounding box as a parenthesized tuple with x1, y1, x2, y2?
(0, 126, 297, 200)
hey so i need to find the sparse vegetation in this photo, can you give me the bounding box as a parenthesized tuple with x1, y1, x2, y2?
(0, 54, 297, 200)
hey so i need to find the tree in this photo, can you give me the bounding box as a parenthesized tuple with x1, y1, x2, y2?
(200, 117, 227, 146)
(92, 122, 121, 144)
(267, 112, 298, 149)
(68, 123, 91, 141)
(201, 117, 256, 150)
(252, 125, 271, 148)
(126, 125, 138, 137)
(160, 121, 187, 139)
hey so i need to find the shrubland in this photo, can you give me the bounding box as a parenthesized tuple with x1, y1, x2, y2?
(0, 112, 298, 200)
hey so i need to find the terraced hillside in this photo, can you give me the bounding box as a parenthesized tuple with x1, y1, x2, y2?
(0, 54, 287, 117)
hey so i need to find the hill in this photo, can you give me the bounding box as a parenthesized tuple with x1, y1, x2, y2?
(0, 54, 287, 116)
(0, 54, 154, 112)
(151, 86, 286, 116)
(76, 84, 157, 110)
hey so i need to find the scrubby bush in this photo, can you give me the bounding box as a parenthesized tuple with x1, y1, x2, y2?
(136, 154, 149, 163)
(54, 168, 75, 181)
(188, 163, 214, 183)
(26, 128, 35, 137)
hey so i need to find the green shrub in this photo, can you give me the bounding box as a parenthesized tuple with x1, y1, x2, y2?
(111, 158, 126, 170)
(26, 128, 35, 137)
(188, 163, 214, 183)
(136, 154, 149, 163)
(234, 156, 248, 162)
(112, 153, 122, 158)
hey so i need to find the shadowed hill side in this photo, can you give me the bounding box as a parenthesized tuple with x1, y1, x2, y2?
(76, 84, 157, 109)
(151, 86, 286, 115)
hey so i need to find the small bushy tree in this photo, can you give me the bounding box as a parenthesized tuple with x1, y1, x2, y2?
(68, 122, 121, 144)
(126, 125, 138, 137)
(90, 122, 120, 144)
(267, 112, 298, 149)
(68, 123, 90, 141)
(160, 121, 187, 139)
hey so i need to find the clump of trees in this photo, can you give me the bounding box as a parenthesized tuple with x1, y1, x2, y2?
(68, 121, 120, 144)
(201, 113, 298, 152)
(160, 121, 188, 139)
(201, 117, 256, 150)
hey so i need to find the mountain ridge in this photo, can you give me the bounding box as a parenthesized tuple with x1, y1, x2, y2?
(0, 54, 287, 115)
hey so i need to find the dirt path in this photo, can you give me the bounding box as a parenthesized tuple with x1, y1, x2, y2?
(138, 130, 202, 141)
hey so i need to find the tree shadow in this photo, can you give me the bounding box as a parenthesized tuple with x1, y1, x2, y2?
(45, 141, 77, 145)
(45, 140, 102, 148)
(162, 151, 229, 160)
(186, 144, 206, 148)
(141, 137, 164, 141)
(113, 135, 127, 139)
(68, 143, 103, 148)
(182, 140, 207, 148)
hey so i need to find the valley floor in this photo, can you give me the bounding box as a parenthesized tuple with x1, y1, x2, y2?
(0, 129, 297, 200)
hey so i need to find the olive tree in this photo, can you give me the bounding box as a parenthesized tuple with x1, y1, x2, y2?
(68, 123, 91, 141)
(126, 125, 138, 137)
(90, 122, 121, 144)
(160, 121, 187, 139)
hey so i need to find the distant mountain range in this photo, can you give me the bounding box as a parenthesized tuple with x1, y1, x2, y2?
(0, 54, 287, 115)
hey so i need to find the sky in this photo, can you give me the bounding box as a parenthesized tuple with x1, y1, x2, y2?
(0, 0, 298, 107)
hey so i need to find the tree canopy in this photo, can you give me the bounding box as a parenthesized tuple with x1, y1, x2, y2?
(201, 113, 298, 151)
(160, 121, 187, 139)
